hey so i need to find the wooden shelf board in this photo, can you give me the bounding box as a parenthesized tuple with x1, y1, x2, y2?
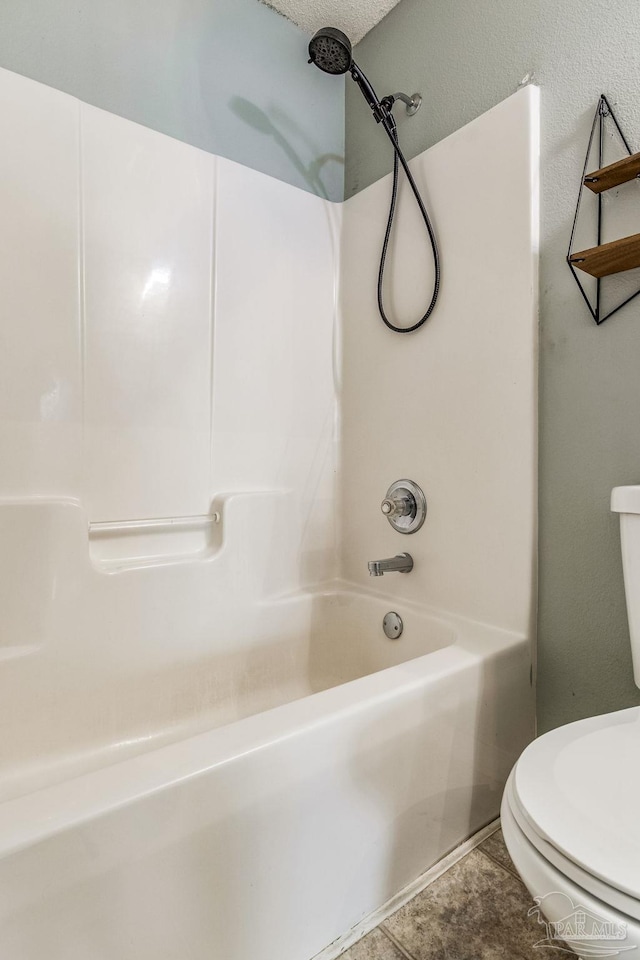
(569, 232, 640, 278)
(584, 151, 640, 194)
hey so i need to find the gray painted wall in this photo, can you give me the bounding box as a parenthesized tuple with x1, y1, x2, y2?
(0, 0, 344, 202)
(346, 0, 640, 732)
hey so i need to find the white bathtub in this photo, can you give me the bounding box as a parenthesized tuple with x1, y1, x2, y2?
(0, 586, 533, 960)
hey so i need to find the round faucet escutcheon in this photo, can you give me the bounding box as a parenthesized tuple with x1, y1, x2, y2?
(381, 480, 427, 534)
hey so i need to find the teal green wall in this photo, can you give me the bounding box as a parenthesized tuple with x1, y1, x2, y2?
(0, 0, 344, 201)
(346, 0, 640, 732)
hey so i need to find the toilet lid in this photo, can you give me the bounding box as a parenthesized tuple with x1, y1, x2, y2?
(512, 706, 640, 903)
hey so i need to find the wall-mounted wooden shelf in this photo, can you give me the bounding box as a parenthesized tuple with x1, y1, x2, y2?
(569, 232, 640, 278)
(568, 95, 640, 323)
(584, 151, 640, 194)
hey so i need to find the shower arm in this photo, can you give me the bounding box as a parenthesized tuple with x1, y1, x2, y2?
(383, 91, 422, 116)
(350, 64, 421, 133)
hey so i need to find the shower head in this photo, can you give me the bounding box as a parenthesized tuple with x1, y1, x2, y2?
(307, 27, 420, 138)
(309, 28, 387, 131)
(308, 27, 353, 75)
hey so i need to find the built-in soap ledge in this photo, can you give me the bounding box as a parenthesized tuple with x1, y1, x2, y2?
(89, 512, 223, 570)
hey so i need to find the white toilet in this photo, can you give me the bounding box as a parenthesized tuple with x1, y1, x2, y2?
(502, 485, 640, 959)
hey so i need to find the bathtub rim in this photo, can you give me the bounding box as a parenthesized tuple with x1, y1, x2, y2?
(0, 587, 530, 861)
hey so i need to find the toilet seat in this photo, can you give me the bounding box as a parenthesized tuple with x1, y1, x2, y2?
(506, 705, 640, 921)
(502, 781, 640, 959)
(505, 771, 640, 921)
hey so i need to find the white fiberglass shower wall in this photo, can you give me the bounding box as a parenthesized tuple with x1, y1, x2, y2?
(0, 65, 537, 960)
(341, 86, 539, 643)
(0, 65, 340, 796)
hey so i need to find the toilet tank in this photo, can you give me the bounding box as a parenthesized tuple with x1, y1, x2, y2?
(612, 485, 640, 688)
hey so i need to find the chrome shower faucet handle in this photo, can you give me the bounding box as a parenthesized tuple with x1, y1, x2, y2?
(381, 495, 413, 518)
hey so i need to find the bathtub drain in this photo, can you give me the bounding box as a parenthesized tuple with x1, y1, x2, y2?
(383, 612, 403, 639)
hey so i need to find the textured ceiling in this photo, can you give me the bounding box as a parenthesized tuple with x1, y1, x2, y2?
(260, 0, 403, 45)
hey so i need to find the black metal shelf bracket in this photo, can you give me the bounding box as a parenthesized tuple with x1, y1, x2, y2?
(567, 94, 640, 326)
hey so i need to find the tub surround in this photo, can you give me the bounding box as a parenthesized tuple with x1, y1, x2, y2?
(0, 65, 338, 793)
(341, 86, 538, 639)
(0, 65, 339, 522)
(0, 66, 537, 960)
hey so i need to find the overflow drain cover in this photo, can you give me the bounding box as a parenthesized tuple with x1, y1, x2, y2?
(383, 611, 403, 639)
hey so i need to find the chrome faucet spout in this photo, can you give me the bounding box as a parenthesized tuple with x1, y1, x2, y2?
(367, 553, 413, 577)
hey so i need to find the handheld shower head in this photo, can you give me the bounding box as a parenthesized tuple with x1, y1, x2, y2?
(306, 26, 441, 333)
(308, 26, 386, 128)
(308, 27, 352, 75)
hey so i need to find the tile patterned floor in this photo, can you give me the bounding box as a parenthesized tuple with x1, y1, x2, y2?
(340, 829, 551, 960)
